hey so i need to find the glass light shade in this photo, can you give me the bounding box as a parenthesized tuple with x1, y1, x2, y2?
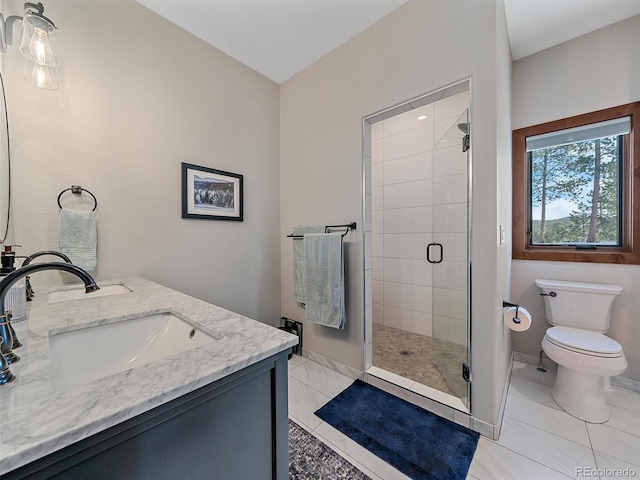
(23, 61, 59, 90)
(18, 11, 61, 67)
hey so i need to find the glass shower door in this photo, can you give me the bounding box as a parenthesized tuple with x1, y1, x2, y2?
(430, 110, 470, 408)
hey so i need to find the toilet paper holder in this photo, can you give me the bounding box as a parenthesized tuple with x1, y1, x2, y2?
(503, 301, 521, 324)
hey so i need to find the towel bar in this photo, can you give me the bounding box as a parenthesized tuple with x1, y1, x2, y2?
(287, 222, 356, 238)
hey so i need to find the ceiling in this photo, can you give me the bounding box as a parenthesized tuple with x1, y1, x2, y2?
(136, 0, 640, 84)
(504, 0, 640, 60)
(135, 0, 409, 84)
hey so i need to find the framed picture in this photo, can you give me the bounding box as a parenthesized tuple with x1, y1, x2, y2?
(182, 162, 243, 221)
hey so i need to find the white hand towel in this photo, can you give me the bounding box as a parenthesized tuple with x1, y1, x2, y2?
(59, 207, 97, 271)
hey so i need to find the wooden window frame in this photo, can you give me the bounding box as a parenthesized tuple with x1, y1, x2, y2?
(512, 102, 640, 264)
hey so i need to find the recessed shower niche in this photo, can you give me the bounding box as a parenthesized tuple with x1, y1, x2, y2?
(363, 80, 471, 412)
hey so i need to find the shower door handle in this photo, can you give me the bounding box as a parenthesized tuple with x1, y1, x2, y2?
(434, 243, 443, 263)
(427, 242, 443, 264)
(427, 243, 435, 263)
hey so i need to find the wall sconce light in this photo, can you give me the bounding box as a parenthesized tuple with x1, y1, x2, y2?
(0, 2, 62, 90)
(23, 61, 58, 89)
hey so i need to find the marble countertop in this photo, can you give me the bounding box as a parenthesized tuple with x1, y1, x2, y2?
(0, 277, 298, 475)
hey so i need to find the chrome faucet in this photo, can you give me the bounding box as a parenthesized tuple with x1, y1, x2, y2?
(0, 338, 15, 385)
(0, 314, 19, 364)
(0, 262, 100, 375)
(22, 251, 73, 301)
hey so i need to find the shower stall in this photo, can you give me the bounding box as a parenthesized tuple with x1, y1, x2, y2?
(363, 80, 471, 412)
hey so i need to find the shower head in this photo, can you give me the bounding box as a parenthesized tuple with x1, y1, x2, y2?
(457, 123, 468, 134)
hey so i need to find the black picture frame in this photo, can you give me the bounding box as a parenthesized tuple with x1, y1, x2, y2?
(181, 162, 243, 221)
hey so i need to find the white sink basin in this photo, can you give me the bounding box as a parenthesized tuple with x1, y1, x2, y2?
(49, 311, 222, 391)
(47, 283, 132, 303)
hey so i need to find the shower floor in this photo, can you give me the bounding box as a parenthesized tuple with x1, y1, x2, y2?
(372, 323, 467, 399)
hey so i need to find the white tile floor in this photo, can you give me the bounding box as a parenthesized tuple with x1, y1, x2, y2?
(288, 356, 640, 480)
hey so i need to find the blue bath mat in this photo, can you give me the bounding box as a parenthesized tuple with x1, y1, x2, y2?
(315, 380, 479, 480)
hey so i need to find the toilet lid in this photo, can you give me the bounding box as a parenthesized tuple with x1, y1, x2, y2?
(545, 327, 623, 357)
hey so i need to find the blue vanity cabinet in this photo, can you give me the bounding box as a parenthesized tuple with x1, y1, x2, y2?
(2, 350, 290, 480)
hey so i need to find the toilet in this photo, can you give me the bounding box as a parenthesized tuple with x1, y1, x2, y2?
(535, 279, 627, 423)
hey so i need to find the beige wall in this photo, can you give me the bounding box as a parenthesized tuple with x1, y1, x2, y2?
(511, 15, 640, 381)
(280, 0, 513, 425)
(3, 0, 282, 324)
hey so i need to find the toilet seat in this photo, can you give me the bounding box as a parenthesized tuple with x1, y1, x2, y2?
(545, 326, 623, 358)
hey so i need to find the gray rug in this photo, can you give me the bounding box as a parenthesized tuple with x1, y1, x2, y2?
(289, 419, 371, 480)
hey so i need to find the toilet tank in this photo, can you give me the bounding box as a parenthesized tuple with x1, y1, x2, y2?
(534, 279, 623, 332)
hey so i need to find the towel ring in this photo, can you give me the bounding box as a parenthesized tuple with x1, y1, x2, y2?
(57, 186, 97, 212)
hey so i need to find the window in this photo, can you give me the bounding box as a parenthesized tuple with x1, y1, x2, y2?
(512, 102, 640, 264)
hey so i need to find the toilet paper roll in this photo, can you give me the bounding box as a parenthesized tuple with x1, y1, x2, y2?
(503, 306, 532, 332)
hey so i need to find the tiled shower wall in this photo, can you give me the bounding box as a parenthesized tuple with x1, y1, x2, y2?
(370, 92, 469, 344)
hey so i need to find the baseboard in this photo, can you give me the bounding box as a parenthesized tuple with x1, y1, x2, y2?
(301, 348, 361, 380)
(493, 354, 515, 440)
(611, 375, 640, 394)
(471, 417, 497, 440)
(513, 350, 639, 394)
